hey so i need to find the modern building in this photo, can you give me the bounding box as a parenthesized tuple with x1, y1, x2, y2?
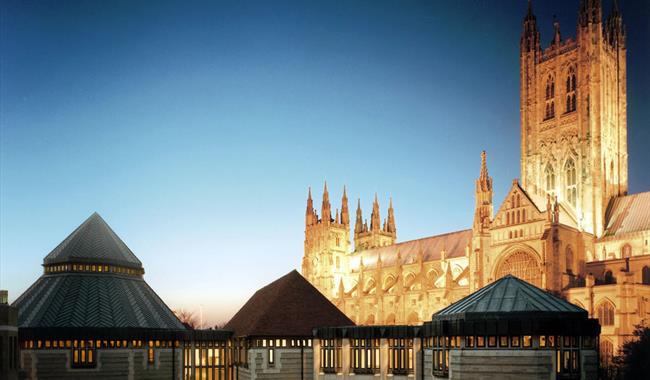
(225, 270, 354, 380)
(301, 0, 650, 364)
(12, 212, 232, 380)
(313, 275, 601, 380)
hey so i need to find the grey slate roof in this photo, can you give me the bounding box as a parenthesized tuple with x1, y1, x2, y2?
(43, 212, 142, 268)
(433, 275, 586, 321)
(13, 213, 185, 331)
(13, 273, 185, 330)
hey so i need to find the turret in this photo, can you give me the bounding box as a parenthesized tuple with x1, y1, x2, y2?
(604, 0, 625, 49)
(578, 0, 602, 29)
(355, 199, 364, 235)
(551, 16, 561, 46)
(386, 197, 396, 234)
(370, 193, 381, 232)
(520, 0, 540, 54)
(321, 181, 331, 224)
(341, 186, 350, 226)
(473, 151, 493, 233)
(305, 187, 314, 226)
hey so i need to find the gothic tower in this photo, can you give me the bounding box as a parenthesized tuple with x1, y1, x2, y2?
(302, 183, 351, 298)
(354, 194, 396, 251)
(519, 0, 627, 237)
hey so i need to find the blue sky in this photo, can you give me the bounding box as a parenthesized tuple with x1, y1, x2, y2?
(1, 0, 648, 324)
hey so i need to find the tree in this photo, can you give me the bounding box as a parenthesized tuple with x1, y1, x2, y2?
(613, 325, 650, 380)
(174, 308, 198, 329)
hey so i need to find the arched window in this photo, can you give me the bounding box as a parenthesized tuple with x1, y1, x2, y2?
(545, 164, 556, 196)
(565, 68, 577, 113)
(642, 266, 650, 285)
(621, 244, 632, 258)
(566, 246, 574, 274)
(604, 270, 615, 284)
(597, 301, 615, 326)
(495, 251, 541, 287)
(522, 209, 526, 222)
(544, 76, 555, 120)
(506, 213, 510, 225)
(565, 159, 577, 207)
(600, 340, 614, 366)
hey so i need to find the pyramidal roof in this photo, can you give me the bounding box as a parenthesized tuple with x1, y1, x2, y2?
(13, 213, 185, 331)
(225, 270, 354, 337)
(433, 275, 586, 320)
(43, 212, 142, 269)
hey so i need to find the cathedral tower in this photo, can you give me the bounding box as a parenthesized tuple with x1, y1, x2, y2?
(302, 183, 351, 298)
(519, 0, 627, 237)
(354, 194, 396, 251)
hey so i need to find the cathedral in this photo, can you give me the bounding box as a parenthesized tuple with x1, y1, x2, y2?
(301, 0, 650, 365)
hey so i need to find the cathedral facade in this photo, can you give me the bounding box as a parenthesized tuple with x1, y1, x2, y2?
(301, 0, 650, 364)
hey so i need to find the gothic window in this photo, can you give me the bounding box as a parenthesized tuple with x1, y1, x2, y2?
(565, 68, 577, 113)
(597, 301, 615, 326)
(604, 270, 615, 284)
(544, 76, 555, 120)
(545, 164, 556, 196)
(522, 209, 526, 222)
(495, 251, 541, 287)
(621, 244, 632, 258)
(565, 159, 577, 207)
(642, 266, 650, 285)
(566, 246, 574, 274)
(600, 340, 614, 366)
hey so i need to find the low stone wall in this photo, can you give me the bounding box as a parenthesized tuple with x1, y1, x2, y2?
(237, 348, 313, 380)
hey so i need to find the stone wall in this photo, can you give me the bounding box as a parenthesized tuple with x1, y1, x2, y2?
(448, 349, 554, 380)
(237, 348, 313, 380)
(20, 348, 182, 380)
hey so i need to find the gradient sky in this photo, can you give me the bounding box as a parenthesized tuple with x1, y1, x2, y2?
(1, 0, 648, 325)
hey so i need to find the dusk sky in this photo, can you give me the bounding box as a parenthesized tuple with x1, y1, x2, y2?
(1, 0, 648, 325)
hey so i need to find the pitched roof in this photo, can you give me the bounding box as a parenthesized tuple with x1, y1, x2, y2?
(224, 270, 354, 337)
(43, 213, 142, 269)
(603, 191, 650, 238)
(348, 229, 472, 270)
(433, 275, 586, 321)
(13, 273, 185, 330)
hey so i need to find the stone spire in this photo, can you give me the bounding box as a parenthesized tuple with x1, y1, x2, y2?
(341, 186, 350, 226)
(473, 151, 493, 233)
(520, 0, 540, 53)
(370, 193, 381, 232)
(355, 199, 364, 234)
(552, 16, 561, 46)
(386, 197, 396, 234)
(605, 0, 625, 48)
(578, 0, 602, 28)
(306, 187, 314, 226)
(321, 181, 331, 224)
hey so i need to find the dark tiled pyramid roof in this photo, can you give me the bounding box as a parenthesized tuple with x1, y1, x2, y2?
(13, 213, 185, 330)
(43, 212, 142, 268)
(433, 275, 586, 321)
(13, 273, 185, 329)
(225, 270, 354, 337)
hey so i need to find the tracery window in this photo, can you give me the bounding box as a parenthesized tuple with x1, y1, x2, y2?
(565, 159, 577, 207)
(495, 251, 541, 287)
(597, 301, 615, 326)
(600, 339, 614, 366)
(566, 68, 577, 113)
(545, 164, 556, 197)
(544, 76, 555, 120)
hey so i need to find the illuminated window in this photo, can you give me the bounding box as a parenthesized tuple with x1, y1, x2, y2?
(268, 348, 274, 366)
(320, 339, 341, 373)
(71, 340, 96, 368)
(432, 336, 449, 378)
(351, 338, 379, 374)
(388, 338, 413, 375)
(545, 164, 556, 197)
(565, 159, 577, 208)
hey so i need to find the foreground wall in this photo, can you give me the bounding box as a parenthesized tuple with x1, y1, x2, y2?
(20, 348, 182, 380)
(236, 347, 313, 380)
